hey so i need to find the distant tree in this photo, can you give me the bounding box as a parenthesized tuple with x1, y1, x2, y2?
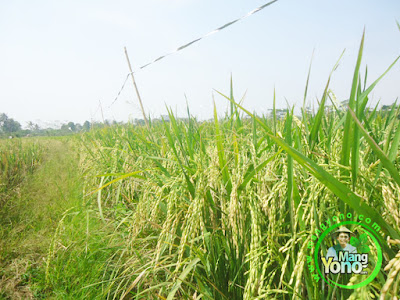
(27, 121, 35, 130)
(83, 121, 91, 131)
(0, 113, 9, 131)
(61, 124, 69, 131)
(27, 121, 40, 131)
(134, 119, 145, 125)
(0, 113, 21, 133)
(0, 113, 8, 124)
(75, 123, 82, 132)
(67, 122, 76, 132)
(5, 119, 22, 132)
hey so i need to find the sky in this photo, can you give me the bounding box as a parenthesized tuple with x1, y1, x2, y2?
(1, 0, 400, 128)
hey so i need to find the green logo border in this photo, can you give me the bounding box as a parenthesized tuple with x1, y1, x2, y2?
(314, 221, 383, 289)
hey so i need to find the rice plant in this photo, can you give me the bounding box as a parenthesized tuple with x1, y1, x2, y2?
(0, 139, 43, 197)
(56, 33, 400, 299)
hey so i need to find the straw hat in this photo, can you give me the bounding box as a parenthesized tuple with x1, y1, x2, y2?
(332, 226, 355, 238)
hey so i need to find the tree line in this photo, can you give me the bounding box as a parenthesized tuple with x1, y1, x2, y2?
(0, 113, 110, 138)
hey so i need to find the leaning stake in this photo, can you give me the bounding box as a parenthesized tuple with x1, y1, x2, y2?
(124, 47, 149, 129)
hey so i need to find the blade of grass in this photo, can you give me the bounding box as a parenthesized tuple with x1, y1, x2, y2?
(90, 171, 145, 194)
(230, 74, 234, 119)
(349, 108, 400, 187)
(285, 108, 295, 234)
(162, 117, 196, 198)
(351, 55, 399, 188)
(388, 119, 400, 162)
(213, 101, 232, 195)
(273, 88, 277, 136)
(238, 149, 282, 192)
(341, 30, 365, 180)
(97, 176, 105, 222)
(215, 90, 273, 135)
(309, 50, 344, 149)
(309, 77, 330, 149)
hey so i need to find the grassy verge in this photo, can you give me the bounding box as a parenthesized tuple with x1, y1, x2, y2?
(0, 137, 121, 299)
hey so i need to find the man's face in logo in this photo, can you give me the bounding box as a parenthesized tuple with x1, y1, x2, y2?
(337, 232, 350, 248)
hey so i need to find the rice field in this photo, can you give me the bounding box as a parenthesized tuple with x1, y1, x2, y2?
(1, 35, 400, 299)
(58, 36, 400, 299)
(0, 139, 43, 198)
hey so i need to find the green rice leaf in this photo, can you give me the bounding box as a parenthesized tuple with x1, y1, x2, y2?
(214, 101, 232, 195)
(91, 171, 145, 194)
(341, 31, 365, 176)
(267, 131, 400, 241)
(349, 108, 400, 187)
(238, 150, 282, 192)
(309, 50, 344, 149)
(389, 119, 400, 162)
(167, 258, 201, 300)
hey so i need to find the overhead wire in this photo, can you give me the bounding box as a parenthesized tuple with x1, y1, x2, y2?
(109, 0, 278, 107)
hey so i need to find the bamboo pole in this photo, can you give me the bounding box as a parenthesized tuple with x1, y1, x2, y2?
(124, 47, 149, 128)
(99, 100, 105, 124)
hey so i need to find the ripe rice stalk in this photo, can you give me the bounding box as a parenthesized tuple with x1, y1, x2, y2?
(63, 32, 400, 298)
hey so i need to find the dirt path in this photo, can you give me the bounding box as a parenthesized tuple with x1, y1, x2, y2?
(0, 138, 81, 299)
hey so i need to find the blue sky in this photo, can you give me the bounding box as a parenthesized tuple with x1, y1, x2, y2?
(1, 0, 399, 126)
